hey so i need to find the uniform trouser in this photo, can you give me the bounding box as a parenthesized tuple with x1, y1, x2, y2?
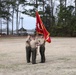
(40, 45, 45, 62)
(31, 48, 37, 64)
(26, 46, 31, 63)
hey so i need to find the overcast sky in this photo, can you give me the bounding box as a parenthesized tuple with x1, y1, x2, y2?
(19, 0, 75, 30)
(2, 0, 75, 30)
(12, 14, 36, 30)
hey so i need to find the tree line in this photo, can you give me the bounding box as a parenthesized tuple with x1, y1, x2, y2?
(0, 0, 76, 37)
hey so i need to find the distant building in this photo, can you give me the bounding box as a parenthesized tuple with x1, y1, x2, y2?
(27, 29, 35, 35)
(18, 27, 27, 36)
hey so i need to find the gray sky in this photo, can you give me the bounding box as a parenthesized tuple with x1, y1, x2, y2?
(2, 0, 75, 30)
(21, 0, 75, 30)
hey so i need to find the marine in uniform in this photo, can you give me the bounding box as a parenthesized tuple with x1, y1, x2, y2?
(30, 36, 38, 64)
(25, 35, 31, 63)
(39, 36, 45, 63)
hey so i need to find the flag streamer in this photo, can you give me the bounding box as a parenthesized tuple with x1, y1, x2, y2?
(36, 11, 51, 43)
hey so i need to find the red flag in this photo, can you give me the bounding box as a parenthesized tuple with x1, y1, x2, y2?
(36, 11, 51, 43)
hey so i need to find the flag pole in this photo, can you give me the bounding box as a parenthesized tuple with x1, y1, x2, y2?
(35, 0, 38, 12)
(35, 0, 38, 36)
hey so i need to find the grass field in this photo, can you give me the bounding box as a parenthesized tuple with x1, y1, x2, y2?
(0, 37, 76, 75)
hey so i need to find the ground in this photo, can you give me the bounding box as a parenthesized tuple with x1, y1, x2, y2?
(0, 37, 76, 75)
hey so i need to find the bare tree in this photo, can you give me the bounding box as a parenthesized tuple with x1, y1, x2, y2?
(11, 6, 14, 35)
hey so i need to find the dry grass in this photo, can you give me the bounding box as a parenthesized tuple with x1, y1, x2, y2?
(0, 37, 76, 75)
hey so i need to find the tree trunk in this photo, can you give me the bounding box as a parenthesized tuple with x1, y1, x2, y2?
(43, 0, 44, 23)
(0, 18, 2, 34)
(7, 7, 10, 35)
(7, 18, 9, 35)
(16, 5, 19, 35)
(65, 0, 66, 26)
(12, 6, 14, 35)
(51, 0, 53, 26)
(75, 0, 76, 16)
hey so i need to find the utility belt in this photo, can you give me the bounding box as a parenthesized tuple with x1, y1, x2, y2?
(31, 47, 37, 51)
(40, 44, 45, 47)
(26, 46, 31, 48)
